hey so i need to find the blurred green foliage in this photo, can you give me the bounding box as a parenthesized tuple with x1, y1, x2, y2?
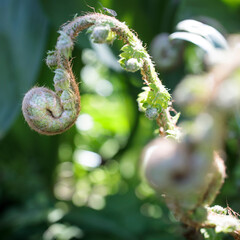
(1, 0, 240, 239)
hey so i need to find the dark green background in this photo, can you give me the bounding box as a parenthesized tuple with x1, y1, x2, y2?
(1, 0, 240, 239)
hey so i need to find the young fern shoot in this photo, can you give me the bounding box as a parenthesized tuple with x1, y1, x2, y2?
(22, 13, 179, 139)
(21, 13, 240, 238)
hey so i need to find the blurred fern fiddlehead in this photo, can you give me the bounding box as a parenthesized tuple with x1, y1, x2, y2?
(142, 20, 240, 239)
(22, 13, 179, 138)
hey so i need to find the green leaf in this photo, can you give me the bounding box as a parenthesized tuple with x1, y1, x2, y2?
(119, 51, 131, 59)
(118, 58, 126, 67)
(121, 44, 133, 52)
(0, 0, 48, 139)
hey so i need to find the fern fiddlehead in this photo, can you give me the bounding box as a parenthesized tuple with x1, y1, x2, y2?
(22, 13, 179, 138)
(22, 60, 80, 135)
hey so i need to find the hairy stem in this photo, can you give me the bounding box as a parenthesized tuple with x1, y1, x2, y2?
(22, 13, 178, 137)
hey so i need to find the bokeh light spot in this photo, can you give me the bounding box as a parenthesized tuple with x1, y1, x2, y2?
(74, 149, 102, 168)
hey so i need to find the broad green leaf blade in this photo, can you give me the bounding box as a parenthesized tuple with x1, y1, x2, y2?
(0, 0, 48, 139)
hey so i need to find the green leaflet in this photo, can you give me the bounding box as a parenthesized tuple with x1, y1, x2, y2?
(137, 83, 171, 114)
(119, 44, 146, 72)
